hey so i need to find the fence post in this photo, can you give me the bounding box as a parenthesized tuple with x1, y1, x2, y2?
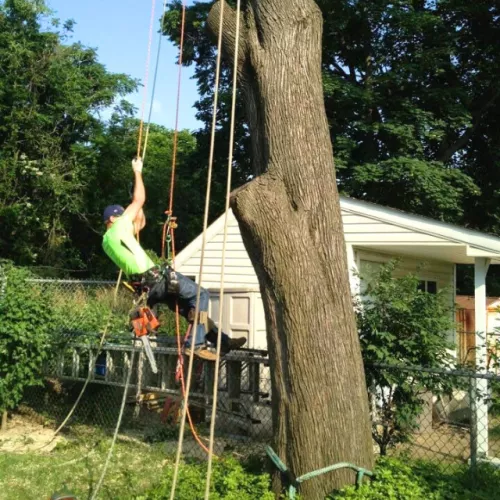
(469, 375, 477, 466)
(134, 344, 144, 419)
(227, 360, 242, 412)
(250, 361, 260, 404)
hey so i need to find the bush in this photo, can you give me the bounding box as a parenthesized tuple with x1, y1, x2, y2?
(0, 262, 52, 416)
(355, 260, 457, 454)
(139, 456, 274, 500)
(333, 457, 500, 500)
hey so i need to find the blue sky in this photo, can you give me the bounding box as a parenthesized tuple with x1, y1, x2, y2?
(46, 0, 203, 131)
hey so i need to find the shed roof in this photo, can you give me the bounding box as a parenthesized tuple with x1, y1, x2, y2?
(176, 196, 500, 269)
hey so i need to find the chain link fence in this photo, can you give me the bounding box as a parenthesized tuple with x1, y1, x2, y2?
(16, 277, 273, 457)
(4, 277, 500, 468)
(370, 363, 500, 468)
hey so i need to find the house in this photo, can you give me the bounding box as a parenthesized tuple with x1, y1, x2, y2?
(175, 195, 500, 458)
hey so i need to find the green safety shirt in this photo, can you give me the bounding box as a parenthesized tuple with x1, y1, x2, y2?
(102, 213, 155, 277)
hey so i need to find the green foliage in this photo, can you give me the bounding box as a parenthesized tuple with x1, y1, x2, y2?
(166, 1, 500, 236)
(139, 456, 274, 500)
(355, 260, 456, 454)
(47, 285, 131, 344)
(0, 261, 52, 412)
(334, 457, 500, 499)
(0, 0, 136, 269)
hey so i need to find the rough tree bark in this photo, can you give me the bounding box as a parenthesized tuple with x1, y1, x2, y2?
(207, 1, 374, 498)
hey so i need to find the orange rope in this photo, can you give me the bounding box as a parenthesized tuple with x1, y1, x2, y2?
(137, 0, 158, 159)
(168, 2, 187, 214)
(163, 0, 211, 456)
(170, 230, 211, 455)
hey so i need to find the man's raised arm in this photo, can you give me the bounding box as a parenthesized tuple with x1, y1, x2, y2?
(123, 158, 146, 229)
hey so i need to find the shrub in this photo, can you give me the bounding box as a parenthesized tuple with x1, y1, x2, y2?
(0, 262, 52, 417)
(139, 456, 274, 500)
(355, 260, 457, 454)
(333, 457, 500, 500)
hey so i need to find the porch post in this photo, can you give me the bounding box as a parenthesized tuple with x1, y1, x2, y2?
(346, 244, 360, 296)
(472, 257, 490, 461)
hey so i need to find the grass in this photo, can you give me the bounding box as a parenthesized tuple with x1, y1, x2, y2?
(0, 427, 168, 500)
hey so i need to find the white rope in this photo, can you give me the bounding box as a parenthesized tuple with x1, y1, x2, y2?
(204, 0, 242, 496)
(90, 349, 136, 500)
(36, 270, 123, 452)
(168, 1, 227, 498)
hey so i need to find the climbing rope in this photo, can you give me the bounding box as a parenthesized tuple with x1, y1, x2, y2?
(160, 0, 212, 456)
(142, 0, 169, 161)
(168, 0, 186, 215)
(204, 0, 243, 497)
(90, 349, 137, 500)
(169, 221, 211, 455)
(169, 0, 227, 497)
(35, 271, 124, 452)
(136, 0, 158, 159)
(266, 446, 374, 499)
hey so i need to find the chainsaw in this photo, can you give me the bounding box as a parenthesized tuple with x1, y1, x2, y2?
(129, 306, 159, 374)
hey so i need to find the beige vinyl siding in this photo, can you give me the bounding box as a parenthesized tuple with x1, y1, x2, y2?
(342, 211, 451, 245)
(177, 212, 259, 289)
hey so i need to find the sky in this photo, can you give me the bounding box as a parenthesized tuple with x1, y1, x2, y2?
(46, 0, 203, 131)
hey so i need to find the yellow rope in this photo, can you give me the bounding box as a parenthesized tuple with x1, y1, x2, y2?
(204, 0, 243, 496)
(168, 1, 227, 497)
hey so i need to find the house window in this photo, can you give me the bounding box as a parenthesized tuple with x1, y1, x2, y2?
(418, 280, 437, 294)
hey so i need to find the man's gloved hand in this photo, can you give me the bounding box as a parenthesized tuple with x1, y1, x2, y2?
(132, 157, 143, 173)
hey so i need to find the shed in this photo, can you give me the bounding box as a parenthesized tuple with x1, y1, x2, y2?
(175, 195, 500, 460)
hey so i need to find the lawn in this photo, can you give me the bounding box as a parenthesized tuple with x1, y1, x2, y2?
(0, 428, 167, 500)
(3, 412, 500, 500)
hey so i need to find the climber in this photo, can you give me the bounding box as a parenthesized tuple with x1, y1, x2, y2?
(101, 157, 246, 361)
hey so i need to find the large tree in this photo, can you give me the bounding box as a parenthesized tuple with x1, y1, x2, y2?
(202, 1, 374, 497)
(166, 1, 500, 232)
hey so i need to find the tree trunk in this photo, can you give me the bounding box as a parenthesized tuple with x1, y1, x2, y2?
(207, 1, 374, 498)
(1, 410, 7, 433)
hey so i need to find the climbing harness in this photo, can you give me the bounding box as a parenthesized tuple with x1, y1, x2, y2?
(266, 446, 374, 500)
(161, 211, 178, 264)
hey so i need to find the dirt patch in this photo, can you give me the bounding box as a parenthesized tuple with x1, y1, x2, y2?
(0, 414, 64, 453)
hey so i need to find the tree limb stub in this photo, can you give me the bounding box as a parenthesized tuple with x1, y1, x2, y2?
(206, 1, 248, 77)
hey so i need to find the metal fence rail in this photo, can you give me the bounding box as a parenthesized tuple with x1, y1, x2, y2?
(6, 277, 500, 464)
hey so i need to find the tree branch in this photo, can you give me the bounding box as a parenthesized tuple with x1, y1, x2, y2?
(331, 61, 349, 78)
(437, 89, 500, 163)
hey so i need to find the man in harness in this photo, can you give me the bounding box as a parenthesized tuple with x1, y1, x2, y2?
(102, 157, 246, 361)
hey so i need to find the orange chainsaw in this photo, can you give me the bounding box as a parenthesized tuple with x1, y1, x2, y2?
(130, 306, 159, 374)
